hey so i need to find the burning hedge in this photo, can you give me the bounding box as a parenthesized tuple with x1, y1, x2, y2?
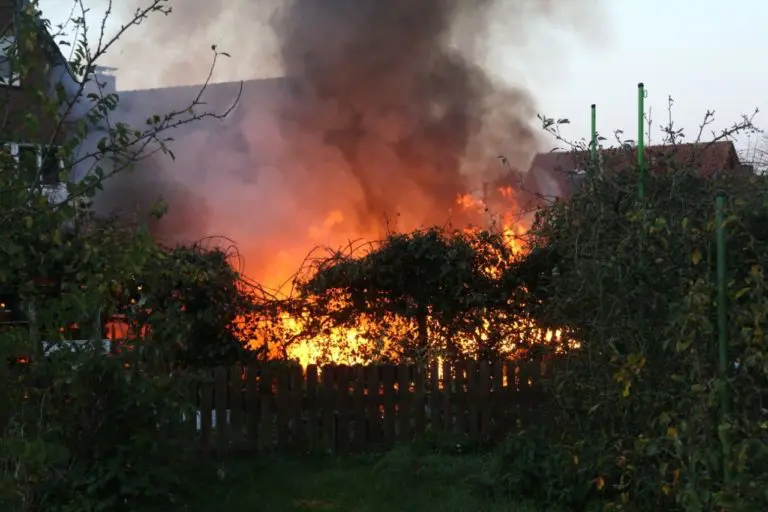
(108, 239, 257, 368)
(253, 226, 565, 365)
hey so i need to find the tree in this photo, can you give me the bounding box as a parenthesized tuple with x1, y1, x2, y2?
(115, 241, 257, 368)
(0, 2, 241, 510)
(496, 107, 768, 510)
(282, 227, 539, 363)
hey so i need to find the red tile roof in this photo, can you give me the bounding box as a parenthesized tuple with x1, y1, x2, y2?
(512, 141, 749, 200)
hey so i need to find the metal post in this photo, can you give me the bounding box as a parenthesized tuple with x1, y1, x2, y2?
(590, 104, 597, 173)
(637, 83, 646, 199)
(715, 190, 731, 483)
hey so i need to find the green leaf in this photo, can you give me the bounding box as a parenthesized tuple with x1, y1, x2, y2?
(691, 249, 702, 265)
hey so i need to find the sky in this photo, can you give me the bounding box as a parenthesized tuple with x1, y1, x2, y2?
(37, 0, 766, 157)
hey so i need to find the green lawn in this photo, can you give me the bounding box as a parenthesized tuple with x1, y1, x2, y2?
(185, 448, 561, 512)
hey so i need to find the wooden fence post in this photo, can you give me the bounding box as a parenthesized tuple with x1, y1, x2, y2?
(413, 364, 426, 439)
(321, 366, 336, 454)
(290, 364, 305, 453)
(276, 366, 291, 451)
(396, 364, 411, 442)
(504, 361, 517, 429)
(352, 365, 367, 451)
(229, 364, 244, 448)
(336, 365, 351, 453)
(466, 360, 479, 441)
(214, 366, 228, 456)
(442, 360, 453, 435)
(490, 361, 503, 440)
(306, 365, 319, 453)
(479, 361, 491, 439)
(429, 361, 442, 436)
(454, 360, 468, 437)
(381, 365, 396, 447)
(245, 365, 258, 450)
(258, 366, 273, 451)
(366, 365, 381, 446)
(200, 374, 213, 455)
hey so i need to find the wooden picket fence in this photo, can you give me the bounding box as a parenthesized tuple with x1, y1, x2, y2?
(190, 360, 550, 455)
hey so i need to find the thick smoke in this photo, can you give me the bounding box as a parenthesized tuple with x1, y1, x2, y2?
(270, 0, 535, 231)
(93, 0, 602, 289)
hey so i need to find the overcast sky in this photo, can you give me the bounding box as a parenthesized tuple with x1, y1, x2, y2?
(37, 0, 766, 155)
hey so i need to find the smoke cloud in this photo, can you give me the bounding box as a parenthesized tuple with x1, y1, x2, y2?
(93, 0, 604, 290)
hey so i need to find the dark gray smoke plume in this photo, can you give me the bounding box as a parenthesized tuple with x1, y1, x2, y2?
(91, 0, 603, 288)
(271, 0, 534, 230)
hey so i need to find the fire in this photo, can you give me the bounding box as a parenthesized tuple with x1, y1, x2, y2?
(98, 181, 575, 367)
(271, 312, 371, 366)
(243, 184, 576, 367)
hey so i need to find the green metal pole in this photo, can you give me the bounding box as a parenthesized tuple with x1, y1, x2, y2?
(715, 190, 731, 484)
(590, 104, 597, 172)
(637, 82, 646, 199)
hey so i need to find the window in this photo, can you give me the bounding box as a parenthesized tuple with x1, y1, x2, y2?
(3, 143, 64, 186)
(0, 36, 19, 87)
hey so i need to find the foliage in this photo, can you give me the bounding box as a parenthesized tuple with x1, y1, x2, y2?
(275, 227, 542, 364)
(115, 242, 256, 369)
(0, 348, 199, 512)
(0, 2, 239, 510)
(499, 155, 768, 510)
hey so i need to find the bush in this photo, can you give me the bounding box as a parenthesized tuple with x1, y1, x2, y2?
(0, 349, 198, 512)
(117, 242, 256, 369)
(495, 164, 768, 510)
(0, 5, 238, 510)
(0, 217, 206, 511)
(270, 226, 543, 364)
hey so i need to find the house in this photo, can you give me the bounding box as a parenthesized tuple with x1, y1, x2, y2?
(0, 1, 109, 346)
(514, 141, 753, 201)
(0, 0, 73, 200)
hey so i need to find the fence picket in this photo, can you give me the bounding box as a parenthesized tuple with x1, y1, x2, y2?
(479, 361, 491, 439)
(429, 361, 442, 435)
(396, 364, 411, 442)
(276, 368, 290, 450)
(466, 361, 479, 441)
(490, 361, 503, 440)
(337, 365, 351, 453)
(454, 361, 468, 436)
(189, 379, 199, 437)
(504, 361, 517, 428)
(200, 377, 213, 455)
(442, 360, 453, 435)
(289, 365, 304, 452)
(366, 365, 381, 445)
(321, 366, 335, 453)
(352, 365, 366, 451)
(305, 365, 319, 452)
(258, 367, 273, 451)
(413, 365, 426, 438)
(214, 367, 228, 456)
(245, 366, 258, 448)
(381, 365, 396, 446)
(229, 364, 244, 447)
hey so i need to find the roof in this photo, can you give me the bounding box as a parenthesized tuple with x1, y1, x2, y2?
(515, 141, 750, 199)
(116, 77, 290, 126)
(10, 1, 75, 78)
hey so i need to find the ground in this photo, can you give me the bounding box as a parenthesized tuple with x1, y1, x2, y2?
(186, 449, 562, 512)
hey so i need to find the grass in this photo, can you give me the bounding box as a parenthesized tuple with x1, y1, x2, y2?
(184, 446, 561, 512)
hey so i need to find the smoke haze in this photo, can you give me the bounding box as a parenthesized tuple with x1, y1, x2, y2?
(92, 0, 605, 290)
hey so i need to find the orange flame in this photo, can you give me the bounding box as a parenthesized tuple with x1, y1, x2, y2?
(242, 185, 576, 367)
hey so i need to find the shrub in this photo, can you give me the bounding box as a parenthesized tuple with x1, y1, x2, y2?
(496, 163, 768, 510)
(0, 348, 198, 511)
(0, 3, 238, 510)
